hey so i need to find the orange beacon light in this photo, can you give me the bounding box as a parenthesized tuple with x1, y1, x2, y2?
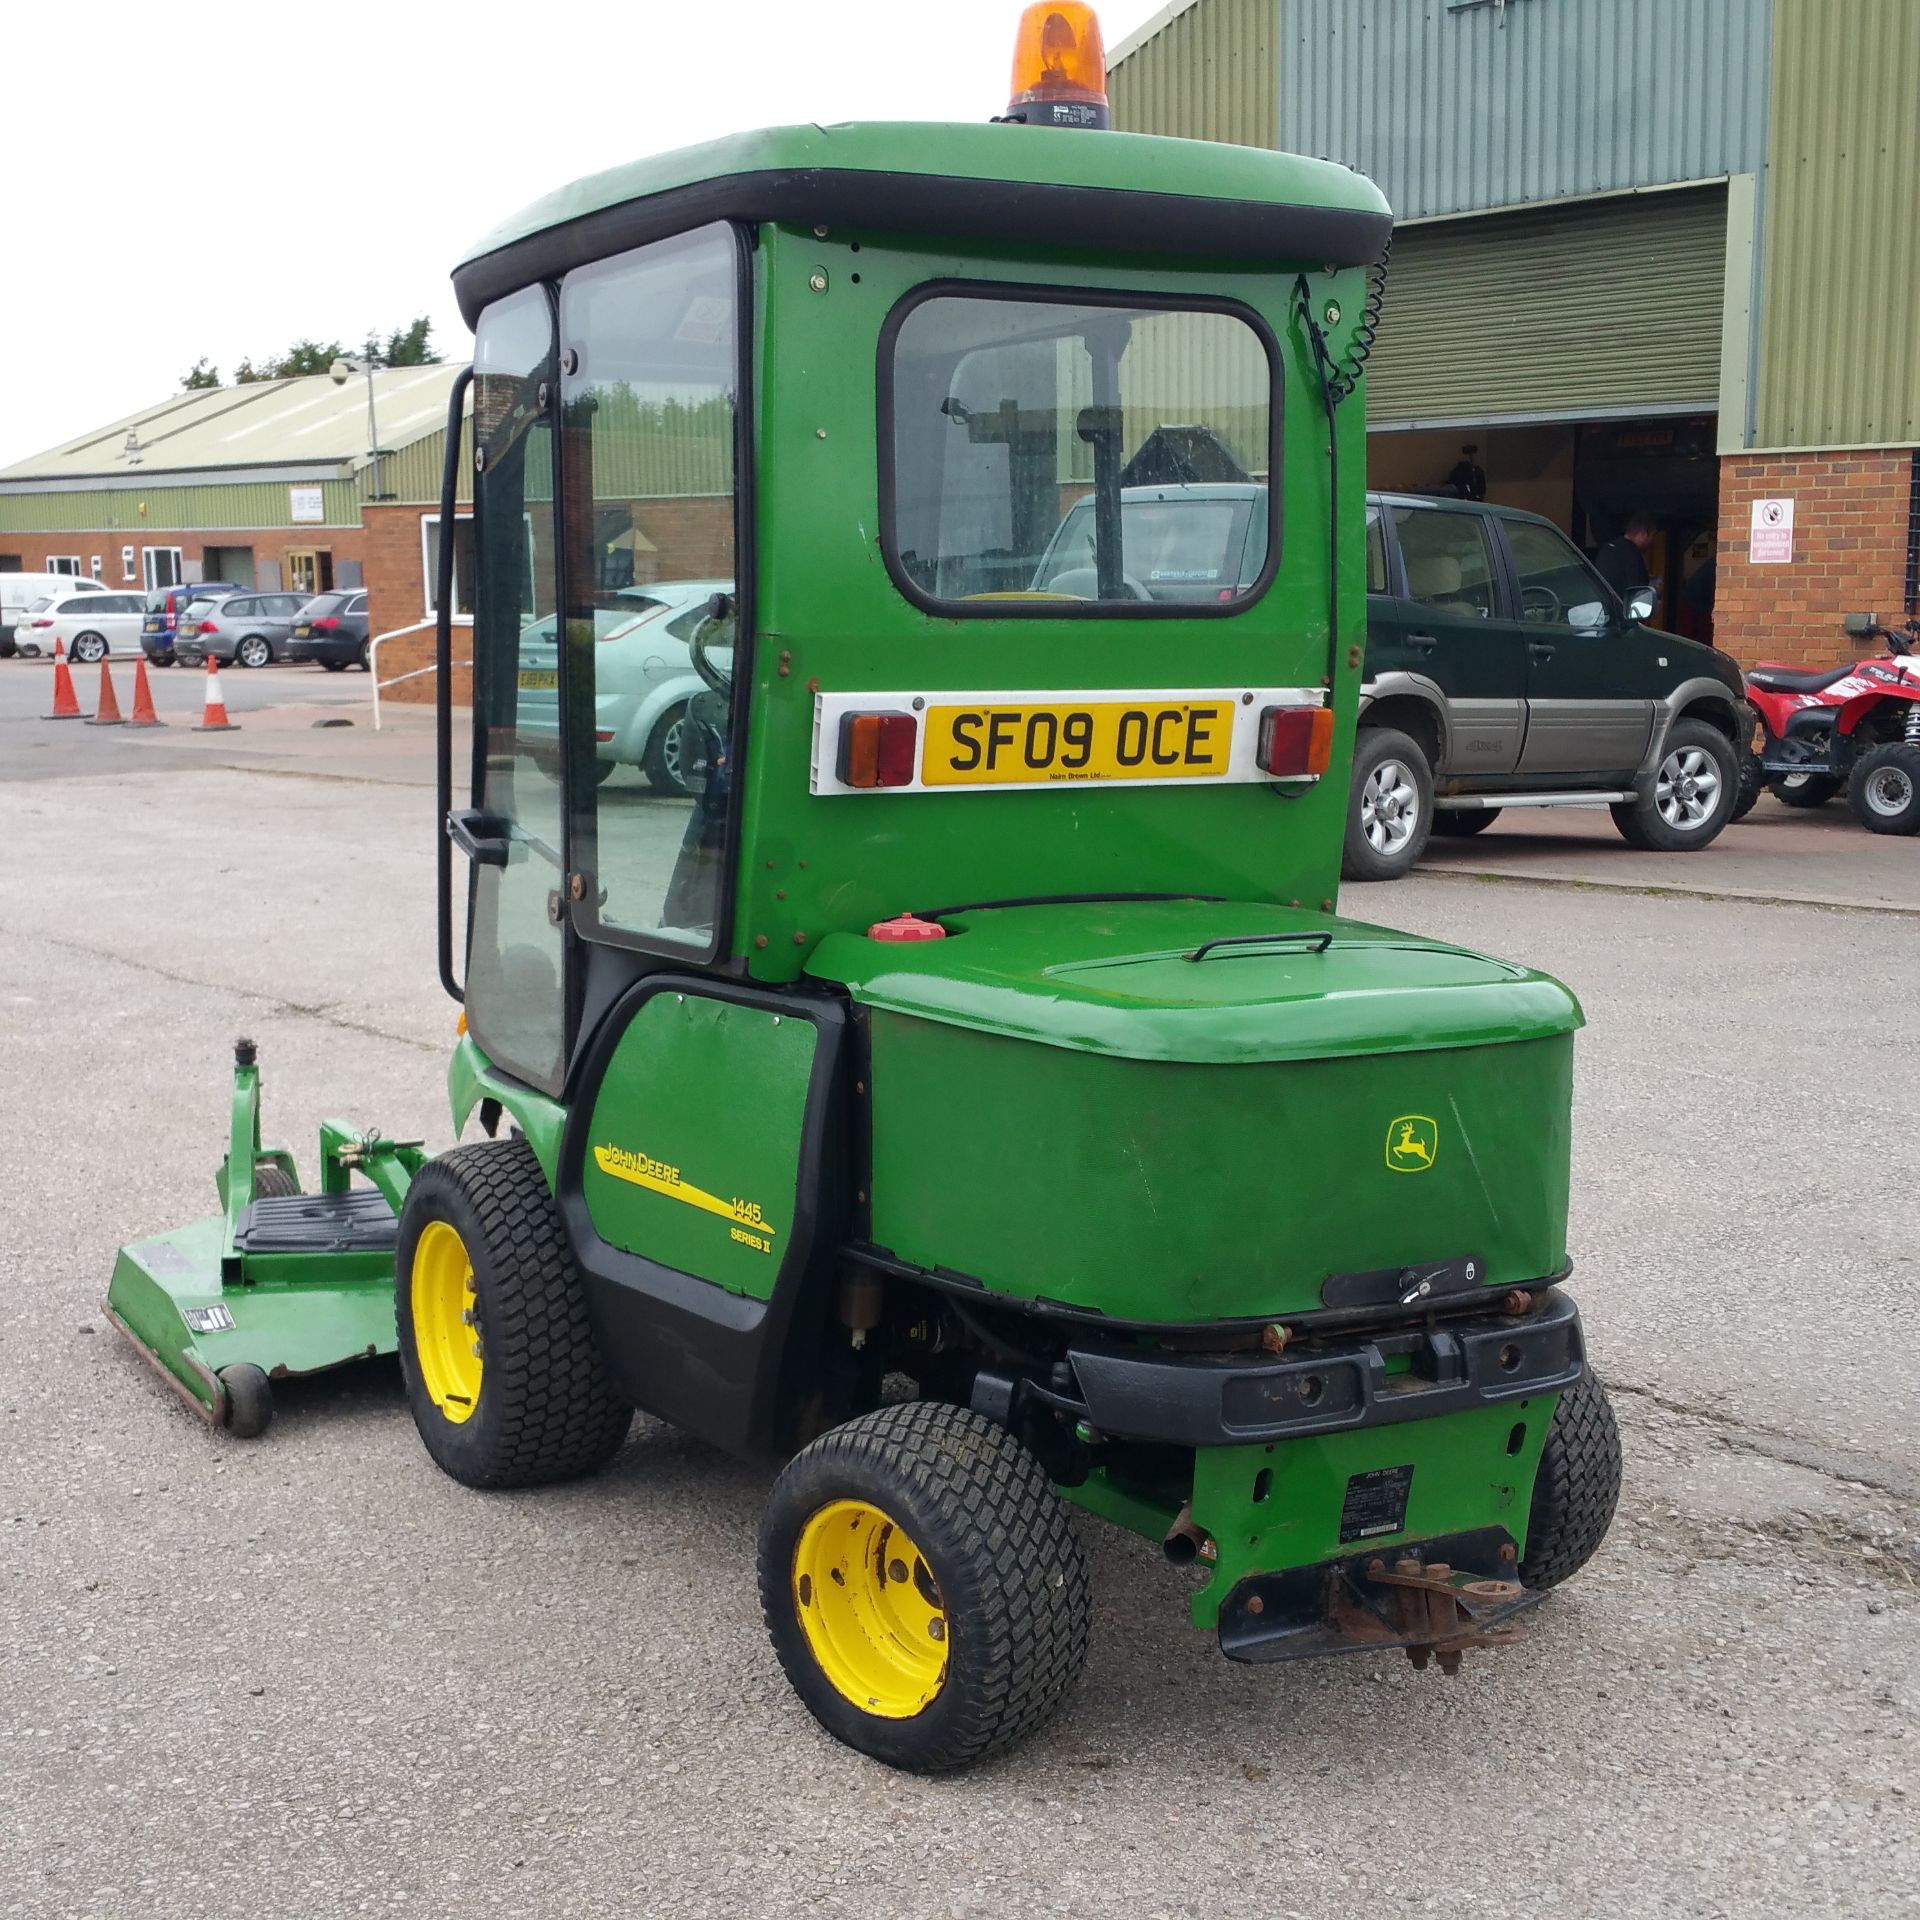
(1006, 4, 1110, 130)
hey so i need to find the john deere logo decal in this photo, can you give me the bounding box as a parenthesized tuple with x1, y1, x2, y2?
(1385, 1115, 1438, 1173)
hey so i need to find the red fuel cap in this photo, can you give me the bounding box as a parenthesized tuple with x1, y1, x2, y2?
(867, 913, 947, 942)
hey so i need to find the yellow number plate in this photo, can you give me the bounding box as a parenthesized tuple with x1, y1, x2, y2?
(919, 699, 1236, 787)
(517, 669, 558, 690)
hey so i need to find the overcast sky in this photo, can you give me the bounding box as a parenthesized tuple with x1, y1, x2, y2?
(2, 0, 1170, 468)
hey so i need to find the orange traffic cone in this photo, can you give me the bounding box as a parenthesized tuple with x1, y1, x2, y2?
(126, 655, 164, 728)
(45, 638, 83, 720)
(85, 660, 125, 727)
(193, 655, 238, 732)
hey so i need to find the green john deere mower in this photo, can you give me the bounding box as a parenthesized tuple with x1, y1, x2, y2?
(109, 5, 1621, 1771)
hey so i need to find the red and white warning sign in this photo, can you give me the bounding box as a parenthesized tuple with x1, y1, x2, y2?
(1749, 497, 1794, 564)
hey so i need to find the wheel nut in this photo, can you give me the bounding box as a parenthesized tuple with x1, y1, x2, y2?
(927, 1618, 945, 1641)
(471, 1340, 484, 1357)
(461, 1308, 476, 1326)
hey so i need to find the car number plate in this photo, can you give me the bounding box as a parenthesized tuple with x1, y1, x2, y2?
(517, 670, 558, 690)
(919, 699, 1235, 788)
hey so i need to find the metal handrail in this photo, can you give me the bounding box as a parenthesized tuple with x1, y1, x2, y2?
(368, 618, 443, 731)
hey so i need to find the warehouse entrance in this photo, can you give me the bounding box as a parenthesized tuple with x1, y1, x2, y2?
(1368, 413, 1721, 644)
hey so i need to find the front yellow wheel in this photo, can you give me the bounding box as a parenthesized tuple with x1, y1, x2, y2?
(410, 1218, 482, 1424)
(793, 1500, 947, 1717)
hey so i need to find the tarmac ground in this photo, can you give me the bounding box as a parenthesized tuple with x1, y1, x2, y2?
(2, 662, 1914, 1919)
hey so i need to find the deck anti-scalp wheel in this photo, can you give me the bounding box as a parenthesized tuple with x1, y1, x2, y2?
(395, 1137, 630, 1488)
(757, 1400, 1090, 1773)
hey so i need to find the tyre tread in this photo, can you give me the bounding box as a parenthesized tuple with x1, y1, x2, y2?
(399, 1137, 630, 1489)
(1520, 1373, 1622, 1591)
(760, 1401, 1090, 1772)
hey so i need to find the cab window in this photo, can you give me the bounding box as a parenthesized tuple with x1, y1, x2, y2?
(1502, 515, 1614, 628)
(1392, 507, 1496, 619)
(558, 222, 740, 952)
(886, 290, 1274, 614)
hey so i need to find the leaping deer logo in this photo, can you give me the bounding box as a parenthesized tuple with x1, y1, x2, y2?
(1385, 1115, 1438, 1173)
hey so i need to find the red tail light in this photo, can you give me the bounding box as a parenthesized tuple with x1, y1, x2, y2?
(313, 616, 340, 632)
(1256, 704, 1335, 778)
(30, 618, 52, 627)
(837, 712, 919, 788)
(198, 620, 218, 633)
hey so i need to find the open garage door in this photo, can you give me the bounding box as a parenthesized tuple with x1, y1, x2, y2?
(1366, 186, 1728, 429)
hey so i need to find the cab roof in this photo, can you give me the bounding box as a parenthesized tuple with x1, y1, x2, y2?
(452, 121, 1391, 326)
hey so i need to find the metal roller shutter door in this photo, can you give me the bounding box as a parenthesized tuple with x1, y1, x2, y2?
(1365, 186, 1728, 429)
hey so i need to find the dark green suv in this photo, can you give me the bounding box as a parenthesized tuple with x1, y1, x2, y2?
(1353, 493, 1748, 880)
(1038, 485, 1751, 882)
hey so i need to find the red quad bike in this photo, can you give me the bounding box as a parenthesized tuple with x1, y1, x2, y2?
(1745, 615, 1920, 835)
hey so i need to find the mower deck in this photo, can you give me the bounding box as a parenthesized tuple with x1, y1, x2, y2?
(104, 1211, 398, 1425)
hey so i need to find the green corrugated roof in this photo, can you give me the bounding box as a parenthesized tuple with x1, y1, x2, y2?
(0, 363, 466, 488)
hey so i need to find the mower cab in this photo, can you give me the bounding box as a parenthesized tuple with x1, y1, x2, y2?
(110, 4, 1620, 1772)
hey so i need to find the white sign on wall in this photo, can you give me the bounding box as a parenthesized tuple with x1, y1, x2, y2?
(289, 485, 325, 524)
(1749, 497, 1794, 564)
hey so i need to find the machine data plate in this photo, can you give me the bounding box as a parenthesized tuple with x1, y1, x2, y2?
(1339, 1464, 1414, 1544)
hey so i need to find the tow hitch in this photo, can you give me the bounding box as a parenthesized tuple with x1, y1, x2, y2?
(1217, 1526, 1540, 1670)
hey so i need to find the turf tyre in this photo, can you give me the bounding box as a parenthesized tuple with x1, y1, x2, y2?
(252, 1161, 299, 1199)
(1518, 1372, 1622, 1591)
(758, 1401, 1091, 1773)
(396, 1137, 630, 1489)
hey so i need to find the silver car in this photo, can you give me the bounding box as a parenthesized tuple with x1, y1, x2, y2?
(174, 592, 309, 668)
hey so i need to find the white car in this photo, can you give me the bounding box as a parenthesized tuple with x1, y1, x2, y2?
(1, 572, 111, 655)
(17, 588, 147, 662)
(519, 580, 734, 794)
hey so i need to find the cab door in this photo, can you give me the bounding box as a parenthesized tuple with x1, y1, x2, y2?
(1376, 502, 1526, 774)
(458, 285, 570, 1094)
(1497, 514, 1656, 778)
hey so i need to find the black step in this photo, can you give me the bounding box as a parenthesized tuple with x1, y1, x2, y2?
(235, 1189, 399, 1255)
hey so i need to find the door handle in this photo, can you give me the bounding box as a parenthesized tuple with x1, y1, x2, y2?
(1406, 631, 1438, 653)
(447, 807, 511, 868)
(1528, 640, 1557, 662)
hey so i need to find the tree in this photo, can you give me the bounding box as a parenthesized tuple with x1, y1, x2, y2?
(181, 357, 221, 389)
(197, 321, 443, 386)
(381, 317, 439, 367)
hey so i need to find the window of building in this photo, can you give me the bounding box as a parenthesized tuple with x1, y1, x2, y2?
(886, 289, 1274, 615)
(48, 555, 82, 576)
(121, 546, 136, 581)
(142, 547, 183, 591)
(422, 515, 478, 621)
(89, 556, 103, 579)
(1391, 508, 1496, 618)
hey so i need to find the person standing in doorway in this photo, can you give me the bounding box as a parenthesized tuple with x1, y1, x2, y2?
(1595, 511, 1657, 602)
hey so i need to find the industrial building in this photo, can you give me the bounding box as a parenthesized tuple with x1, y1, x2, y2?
(1110, 0, 1920, 666)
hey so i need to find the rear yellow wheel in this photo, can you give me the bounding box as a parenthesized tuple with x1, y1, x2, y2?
(793, 1500, 947, 1717)
(409, 1218, 482, 1424)
(759, 1402, 1091, 1772)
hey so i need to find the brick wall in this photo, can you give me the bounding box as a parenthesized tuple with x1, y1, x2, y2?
(1715, 450, 1915, 668)
(359, 504, 463, 707)
(0, 528, 364, 594)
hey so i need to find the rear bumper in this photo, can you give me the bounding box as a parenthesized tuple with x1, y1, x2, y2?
(288, 637, 361, 664)
(1067, 1288, 1584, 1448)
